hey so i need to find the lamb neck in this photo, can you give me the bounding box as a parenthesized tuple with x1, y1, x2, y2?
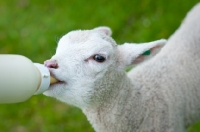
(82, 75, 145, 132)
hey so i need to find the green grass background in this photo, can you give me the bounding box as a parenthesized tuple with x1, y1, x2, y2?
(0, 0, 200, 132)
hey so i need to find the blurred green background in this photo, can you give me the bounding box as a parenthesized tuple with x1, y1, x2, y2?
(0, 0, 200, 132)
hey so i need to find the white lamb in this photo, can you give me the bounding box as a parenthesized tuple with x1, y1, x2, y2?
(43, 3, 200, 132)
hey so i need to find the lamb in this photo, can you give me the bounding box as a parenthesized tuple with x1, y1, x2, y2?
(43, 3, 200, 132)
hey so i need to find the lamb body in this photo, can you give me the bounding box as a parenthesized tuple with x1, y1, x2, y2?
(44, 3, 200, 132)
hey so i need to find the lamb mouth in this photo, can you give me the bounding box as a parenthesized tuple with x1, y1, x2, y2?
(49, 80, 66, 87)
(50, 81, 66, 86)
(50, 74, 66, 85)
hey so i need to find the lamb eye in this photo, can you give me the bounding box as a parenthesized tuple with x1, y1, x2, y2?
(93, 54, 106, 62)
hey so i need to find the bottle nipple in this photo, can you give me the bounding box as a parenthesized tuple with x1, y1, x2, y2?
(50, 76, 59, 84)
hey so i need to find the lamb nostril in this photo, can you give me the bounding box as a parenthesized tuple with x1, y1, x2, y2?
(44, 60, 58, 69)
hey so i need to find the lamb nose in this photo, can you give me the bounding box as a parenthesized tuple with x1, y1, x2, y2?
(44, 60, 58, 69)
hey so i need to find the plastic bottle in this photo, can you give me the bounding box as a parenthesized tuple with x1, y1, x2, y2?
(0, 54, 58, 104)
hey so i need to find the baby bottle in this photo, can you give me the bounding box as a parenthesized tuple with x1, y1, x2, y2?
(0, 54, 58, 103)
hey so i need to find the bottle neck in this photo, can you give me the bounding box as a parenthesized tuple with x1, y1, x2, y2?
(34, 63, 50, 95)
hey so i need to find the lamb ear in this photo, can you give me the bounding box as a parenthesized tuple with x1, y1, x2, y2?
(117, 39, 166, 67)
(93, 26, 112, 36)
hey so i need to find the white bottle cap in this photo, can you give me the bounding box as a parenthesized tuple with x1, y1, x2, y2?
(34, 63, 50, 95)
